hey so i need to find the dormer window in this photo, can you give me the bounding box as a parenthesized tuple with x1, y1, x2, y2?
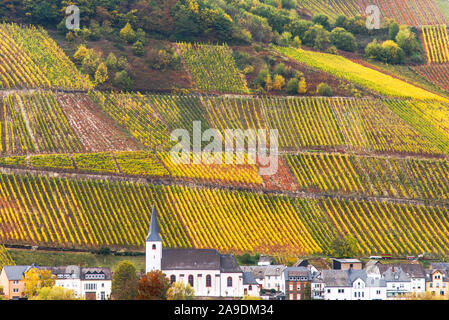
(152, 244, 156, 250)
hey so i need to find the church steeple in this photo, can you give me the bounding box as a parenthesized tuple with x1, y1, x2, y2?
(146, 204, 162, 272)
(146, 205, 162, 242)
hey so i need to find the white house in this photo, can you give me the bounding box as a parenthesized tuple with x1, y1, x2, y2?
(241, 265, 286, 293)
(322, 269, 386, 300)
(44, 266, 112, 300)
(378, 264, 425, 294)
(242, 272, 261, 297)
(145, 206, 244, 298)
(381, 266, 411, 298)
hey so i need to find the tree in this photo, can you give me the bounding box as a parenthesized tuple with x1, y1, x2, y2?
(105, 53, 118, 70)
(94, 62, 108, 85)
(328, 235, 359, 258)
(316, 82, 332, 96)
(32, 286, 78, 300)
(381, 40, 405, 64)
(334, 15, 348, 29)
(120, 22, 136, 43)
(303, 282, 311, 300)
(265, 74, 273, 91)
(388, 22, 400, 40)
(312, 14, 330, 30)
(297, 77, 307, 94)
(286, 78, 299, 94)
(137, 271, 171, 300)
(287, 19, 313, 40)
(279, 31, 292, 47)
(112, 261, 138, 300)
(133, 41, 145, 56)
(114, 70, 132, 90)
(303, 24, 330, 50)
(167, 282, 195, 300)
(395, 26, 419, 56)
(23, 268, 55, 298)
(73, 45, 90, 64)
(330, 27, 356, 52)
(292, 36, 301, 48)
(273, 74, 285, 91)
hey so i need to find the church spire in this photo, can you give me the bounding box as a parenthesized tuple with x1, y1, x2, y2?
(146, 205, 162, 242)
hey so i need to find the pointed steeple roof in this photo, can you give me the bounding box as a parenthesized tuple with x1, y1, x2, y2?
(146, 205, 162, 242)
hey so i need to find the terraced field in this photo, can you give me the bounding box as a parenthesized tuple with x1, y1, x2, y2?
(0, 243, 14, 268)
(421, 25, 449, 64)
(0, 172, 449, 256)
(297, 0, 361, 20)
(0, 23, 92, 90)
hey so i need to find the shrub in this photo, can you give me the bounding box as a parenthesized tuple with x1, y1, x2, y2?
(303, 24, 330, 50)
(297, 77, 307, 94)
(279, 31, 292, 47)
(114, 70, 132, 89)
(105, 53, 118, 70)
(292, 36, 301, 48)
(395, 26, 419, 56)
(312, 14, 331, 30)
(388, 22, 400, 40)
(94, 62, 108, 84)
(316, 82, 333, 96)
(73, 45, 89, 64)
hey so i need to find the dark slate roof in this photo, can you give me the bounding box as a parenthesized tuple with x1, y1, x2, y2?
(2, 266, 29, 281)
(162, 249, 221, 270)
(243, 272, 259, 285)
(220, 255, 242, 273)
(322, 270, 350, 287)
(80, 267, 112, 280)
(378, 264, 425, 278)
(45, 266, 81, 279)
(146, 205, 162, 242)
(381, 266, 411, 282)
(283, 267, 311, 281)
(425, 269, 449, 281)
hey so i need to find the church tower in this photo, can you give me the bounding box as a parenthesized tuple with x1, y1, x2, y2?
(145, 205, 162, 273)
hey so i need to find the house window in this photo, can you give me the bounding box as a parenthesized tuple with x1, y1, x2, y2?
(188, 275, 194, 287)
(289, 284, 293, 291)
(170, 275, 176, 284)
(13, 288, 19, 293)
(430, 283, 433, 288)
(297, 284, 301, 291)
(327, 289, 331, 293)
(441, 291, 445, 296)
(249, 285, 252, 290)
(376, 290, 381, 295)
(101, 292, 105, 300)
(289, 293, 293, 300)
(85, 283, 97, 291)
(152, 244, 156, 250)
(206, 275, 211, 287)
(227, 277, 233, 287)
(13, 280, 19, 285)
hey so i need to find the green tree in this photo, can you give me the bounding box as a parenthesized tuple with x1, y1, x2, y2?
(133, 41, 145, 56)
(312, 14, 331, 30)
(279, 31, 292, 47)
(303, 24, 330, 50)
(32, 286, 79, 300)
(120, 22, 136, 43)
(105, 53, 118, 70)
(111, 261, 138, 300)
(328, 235, 359, 258)
(388, 22, 400, 40)
(303, 282, 311, 300)
(137, 271, 171, 300)
(167, 282, 195, 300)
(286, 77, 299, 94)
(73, 45, 90, 64)
(316, 82, 333, 96)
(330, 27, 356, 52)
(395, 26, 419, 56)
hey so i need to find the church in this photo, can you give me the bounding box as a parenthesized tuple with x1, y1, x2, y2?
(145, 206, 259, 297)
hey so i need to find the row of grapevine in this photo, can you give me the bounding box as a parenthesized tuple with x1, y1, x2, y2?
(179, 43, 249, 94)
(360, 0, 447, 26)
(297, 0, 360, 20)
(412, 63, 449, 90)
(286, 152, 449, 201)
(200, 95, 445, 156)
(421, 25, 449, 64)
(0, 243, 14, 269)
(0, 91, 83, 154)
(275, 46, 447, 101)
(0, 151, 262, 186)
(0, 23, 92, 90)
(0, 172, 448, 255)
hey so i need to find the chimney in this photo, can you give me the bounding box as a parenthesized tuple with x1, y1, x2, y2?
(392, 266, 395, 272)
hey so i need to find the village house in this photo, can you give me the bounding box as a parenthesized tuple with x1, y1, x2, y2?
(321, 269, 386, 300)
(146, 206, 244, 298)
(425, 269, 448, 298)
(332, 259, 362, 270)
(0, 265, 29, 299)
(242, 272, 261, 297)
(377, 264, 425, 293)
(381, 266, 411, 298)
(284, 267, 312, 300)
(241, 265, 286, 293)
